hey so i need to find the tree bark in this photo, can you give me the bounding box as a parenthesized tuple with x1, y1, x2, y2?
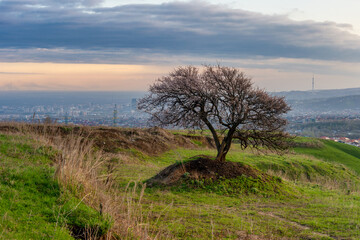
(216, 152, 227, 162)
(201, 117, 221, 150)
(215, 126, 237, 162)
(216, 140, 232, 161)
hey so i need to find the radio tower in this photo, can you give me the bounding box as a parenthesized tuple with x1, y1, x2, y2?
(312, 74, 315, 91)
(112, 104, 118, 127)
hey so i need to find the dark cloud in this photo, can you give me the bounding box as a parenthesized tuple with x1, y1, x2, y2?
(1, 1, 360, 63)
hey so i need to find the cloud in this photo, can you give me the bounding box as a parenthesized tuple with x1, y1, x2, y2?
(0, 81, 65, 91)
(0, 0, 103, 9)
(0, 71, 42, 75)
(1, 1, 360, 63)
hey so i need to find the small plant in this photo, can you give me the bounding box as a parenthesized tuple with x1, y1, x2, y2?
(182, 172, 190, 178)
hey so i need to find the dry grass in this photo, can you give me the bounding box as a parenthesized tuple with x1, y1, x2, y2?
(0, 122, 168, 239)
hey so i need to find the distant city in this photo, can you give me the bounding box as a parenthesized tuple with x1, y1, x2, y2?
(0, 91, 148, 127)
(1, 88, 360, 146)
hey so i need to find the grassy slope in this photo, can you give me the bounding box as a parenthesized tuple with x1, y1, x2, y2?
(115, 135, 360, 239)
(0, 134, 109, 239)
(294, 138, 360, 174)
(2, 126, 360, 239)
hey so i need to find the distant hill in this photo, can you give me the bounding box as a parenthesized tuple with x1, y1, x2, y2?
(291, 94, 360, 113)
(272, 87, 360, 115)
(273, 87, 360, 101)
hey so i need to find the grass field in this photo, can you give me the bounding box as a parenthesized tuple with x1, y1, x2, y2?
(114, 140, 360, 239)
(1, 124, 360, 239)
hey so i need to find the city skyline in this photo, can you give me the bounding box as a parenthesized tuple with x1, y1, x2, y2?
(1, 0, 360, 91)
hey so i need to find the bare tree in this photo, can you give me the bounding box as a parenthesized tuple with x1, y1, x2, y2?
(138, 65, 290, 162)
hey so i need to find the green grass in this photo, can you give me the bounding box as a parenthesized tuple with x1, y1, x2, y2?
(140, 180, 360, 239)
(110, 135, 360, 239)
(148, 144, 360, 192)
(0, 134, 111, 239)
(169, 174, 290, 197)
(293, 137, 360, 174)
(2, 128, 360, 239)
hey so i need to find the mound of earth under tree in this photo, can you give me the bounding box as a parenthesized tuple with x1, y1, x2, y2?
(146, 156, 274, 187)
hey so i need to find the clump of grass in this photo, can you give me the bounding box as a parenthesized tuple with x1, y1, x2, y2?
(59, 196, 112, 239)
(46, 133, 148, 239)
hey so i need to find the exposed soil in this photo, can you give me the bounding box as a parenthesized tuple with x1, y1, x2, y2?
(87, 126, 196, 154)
(147, 156, 269, 186)
(0, 124, 214, 155)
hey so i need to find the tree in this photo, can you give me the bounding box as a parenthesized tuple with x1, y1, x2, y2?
(138, 65, 291, 162)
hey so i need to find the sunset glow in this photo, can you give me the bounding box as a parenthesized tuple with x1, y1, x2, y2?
(0, 62, 172, 91)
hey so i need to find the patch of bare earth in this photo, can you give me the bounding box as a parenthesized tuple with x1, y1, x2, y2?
(257, 211, 331, 239)
(0, 124, 214, 155)
(146, 156, 270, 186)
(88, 126, 196, 154)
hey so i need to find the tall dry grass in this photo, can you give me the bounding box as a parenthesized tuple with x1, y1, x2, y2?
(0, 122, 169, 239)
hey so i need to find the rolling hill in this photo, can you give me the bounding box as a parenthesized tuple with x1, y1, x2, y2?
(273, 87, 360, 115)
(1, 123, 360, 239)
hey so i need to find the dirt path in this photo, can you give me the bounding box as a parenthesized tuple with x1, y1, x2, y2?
(257, 211, 333, 239)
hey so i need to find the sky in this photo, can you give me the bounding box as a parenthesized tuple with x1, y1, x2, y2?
(0, 0, 360, 91)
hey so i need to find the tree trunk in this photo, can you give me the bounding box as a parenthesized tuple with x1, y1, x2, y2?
(216, 150, 227, 162)
(215, 127, 237, 162)
(215, 137, 232, 162)
(201, 117, 221, 150)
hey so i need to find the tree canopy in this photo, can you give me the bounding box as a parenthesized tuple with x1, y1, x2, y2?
(138, 65, 291, 161)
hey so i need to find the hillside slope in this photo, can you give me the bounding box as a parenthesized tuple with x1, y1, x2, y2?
(1, 123, 360, 239)
(293, 138, 360, 174)
(0, 134, 110, 239)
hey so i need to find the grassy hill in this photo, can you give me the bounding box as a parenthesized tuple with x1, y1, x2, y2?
(0, 134, 111, 239)
(1, 123, 360, 239)
(293, 137, 360, 174)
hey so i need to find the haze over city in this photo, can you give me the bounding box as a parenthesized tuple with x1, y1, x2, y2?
(1, 0, 360, 91)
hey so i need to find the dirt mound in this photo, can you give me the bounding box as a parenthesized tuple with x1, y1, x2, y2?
(147, 156, 268, 186)
(0, 123, 216, 155)
(88, 126, 198, 154)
